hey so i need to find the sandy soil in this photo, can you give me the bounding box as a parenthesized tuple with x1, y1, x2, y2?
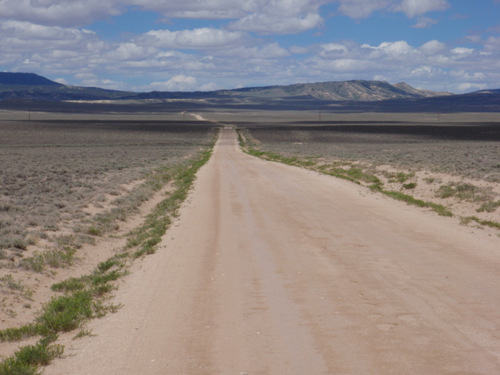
(0, 179, 177, 361)
(47, 127, 499, 374)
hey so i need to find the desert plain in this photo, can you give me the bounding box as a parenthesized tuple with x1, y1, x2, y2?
(0, 107, 499, 374)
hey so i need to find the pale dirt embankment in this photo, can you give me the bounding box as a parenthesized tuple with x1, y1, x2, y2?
(47, 128, 500, 375)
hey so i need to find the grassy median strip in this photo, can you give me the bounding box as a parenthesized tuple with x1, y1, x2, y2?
(0, 131, 218, 375)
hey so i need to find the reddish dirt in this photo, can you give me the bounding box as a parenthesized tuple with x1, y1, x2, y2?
(47, 127, 500, 375)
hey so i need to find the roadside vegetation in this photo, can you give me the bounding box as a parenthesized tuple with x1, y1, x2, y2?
(0, 119, 218, 374)
(237, 125, 499, 230)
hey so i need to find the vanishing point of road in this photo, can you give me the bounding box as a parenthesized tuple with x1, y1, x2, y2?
(49, 127, 500, 374)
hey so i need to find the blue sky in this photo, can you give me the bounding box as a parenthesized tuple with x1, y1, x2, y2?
(1, 0, 499, 93)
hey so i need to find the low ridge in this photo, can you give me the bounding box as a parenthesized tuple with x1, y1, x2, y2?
(219, 80, 449, 101)
(0, 72, 61, 86)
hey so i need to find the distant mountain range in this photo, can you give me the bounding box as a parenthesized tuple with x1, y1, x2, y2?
(216, 80, 450, 101)
(0, 72, 62, 86)
(0, 73, 134, 101)
(0, 72, 499, 112)
(0, 72, 447, 102)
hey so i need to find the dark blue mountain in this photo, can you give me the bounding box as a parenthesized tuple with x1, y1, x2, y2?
(0, 72, 61, 86)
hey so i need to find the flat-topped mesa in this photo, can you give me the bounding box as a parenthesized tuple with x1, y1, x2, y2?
(219, 80, 451, 101)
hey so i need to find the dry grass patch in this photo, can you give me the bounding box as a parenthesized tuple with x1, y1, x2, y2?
(0, 120, 216, 265)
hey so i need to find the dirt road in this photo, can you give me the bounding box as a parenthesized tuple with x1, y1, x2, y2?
(49, 127, 500, 374)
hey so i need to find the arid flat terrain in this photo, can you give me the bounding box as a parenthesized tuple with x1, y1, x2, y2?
(45, 127, 500, 374)
(0, 117, 217, 352)
(1, 109, 499, 374)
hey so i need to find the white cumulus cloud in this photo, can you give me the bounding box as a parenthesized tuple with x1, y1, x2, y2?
(131, 0, 254, 19)
(410, 65, 441, 78)
(213, 43, 289, 60)
(336, 0, 393, 19)
(132, 0, 326, 34)
(231, 12, 322, 34)
(395, 0, 450, 18)
(412, 17, 437, 29)
(455, 82, 488, 92)
(0, 20, 104, 53)
(0, 0, 123, 26)
(319, 43, 349, 57)
(107, 43, 157, 61)
(451, 47, 474, 56)
(144, 28, 245, 49)
(334, 0, 449, 19)
(229, 0, 326, 34)
(485, 36, 500, 52)
(149, 75, 198, 91)
(363, 40, 417, 60)
(419, 40, 446, 55)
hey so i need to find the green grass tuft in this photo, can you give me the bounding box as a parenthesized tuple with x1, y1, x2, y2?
(51, 278, 87, 293)
(382, 190, 453, 217)
(477, 200, 500, 213)
(19, 247, 76, 273)
(14, 341, 63, 367)
(36, 291, 93, 336)
(0, 325, 39, 343)
(0, 339, 63, 375)
(463, 216, 500, 229)
(402, 182, 417, 190)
